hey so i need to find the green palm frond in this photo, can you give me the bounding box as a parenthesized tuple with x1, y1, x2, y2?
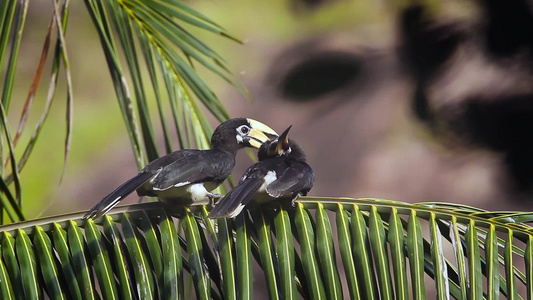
(1, 0, 241, 223)
(0, 0, 73, 223)
(0, 0, 29, 223)
(1, 197, 532, 299)
(83, 0, 242, 166)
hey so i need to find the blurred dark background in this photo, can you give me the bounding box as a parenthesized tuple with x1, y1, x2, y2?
(13, 0, 532, 217)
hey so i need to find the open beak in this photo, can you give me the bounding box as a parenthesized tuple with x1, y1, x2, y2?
(266, 125, 291, 156)
(275, 125, 291, 154)
(246, 118, 279, 148)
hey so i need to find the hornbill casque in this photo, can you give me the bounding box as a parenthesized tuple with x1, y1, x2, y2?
(208, 126, 314, 218)
(84, 118, 278, 219)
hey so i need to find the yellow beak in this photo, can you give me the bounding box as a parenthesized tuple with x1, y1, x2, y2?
(246, 118, 278, 148)
(265, 125, 291, 156)
(275, 125, 291, 154)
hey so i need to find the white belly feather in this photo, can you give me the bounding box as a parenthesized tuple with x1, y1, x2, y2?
(153, 181, 219, 205)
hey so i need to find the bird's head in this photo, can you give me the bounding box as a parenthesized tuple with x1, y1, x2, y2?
(258, 125, 296, 160)
(211, 118, 278, 153)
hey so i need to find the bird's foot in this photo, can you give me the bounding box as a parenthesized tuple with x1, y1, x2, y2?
(290, 194, 301, 207)
(207, 193, 223, 207)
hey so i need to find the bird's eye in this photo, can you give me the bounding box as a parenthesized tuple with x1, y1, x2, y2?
(237, 125, 250, 135)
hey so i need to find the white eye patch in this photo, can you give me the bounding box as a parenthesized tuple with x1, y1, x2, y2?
(236, 125, 251, 136)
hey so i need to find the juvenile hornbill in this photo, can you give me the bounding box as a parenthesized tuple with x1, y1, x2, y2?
(84, 118, 278, 219)
(208, 126, 314, 218)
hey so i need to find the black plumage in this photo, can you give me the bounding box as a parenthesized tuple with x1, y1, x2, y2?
(84, 118, 278, 219)
(209, 126, 314, 218)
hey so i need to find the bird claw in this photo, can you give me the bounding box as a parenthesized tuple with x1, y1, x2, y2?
(207, 193, 223, 207)
(291, 194, 301, 207)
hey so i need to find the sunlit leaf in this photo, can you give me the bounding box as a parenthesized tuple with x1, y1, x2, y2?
(216, 218, 236, 299)
(429, 213, 448, 299)
(67, 220, 95, 299)
(504, 229, 519, 300)
(274, 206, 297, 299)
(33, 226, 66, 300)
(15, 229, 39, 299)
(85, 219, 119, 299)
(1, 0, 29, 110)
(183, 209, 211, 299)
(388, 207, 408, 300)
(485, 224, 500, 300)
(1, 232, 23, 298)
(102, 216, 134, 299)
(254, 210, 280, 300)
(122, 213, 155, 298)
(466, 220, 482, 300)
(235, 213, 252, 300)
(81, 0, 240, 170)
(350, 205, 378, 299)
(368, 206, 392, 299)
(450, 216, 468, 300)
(0, 197, 532, 298)
(52, 223, 83, 299)
(407, 210, 425, 299)
(295, 203, 326, 300)
(316, 203, 343, 299)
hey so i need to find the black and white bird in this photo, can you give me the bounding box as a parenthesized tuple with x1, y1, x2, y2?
(84, 118, 278, 219)
(208, 126, 314, 218)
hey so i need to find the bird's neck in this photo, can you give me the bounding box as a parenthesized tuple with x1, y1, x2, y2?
(211, 144, 240, 156)
(288, 152, 307, 162)
(285, 143, 307, 162)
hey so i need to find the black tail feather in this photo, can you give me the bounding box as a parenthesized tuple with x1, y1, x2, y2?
(208, 178, 263, 218)
(84, 172, 154, 219)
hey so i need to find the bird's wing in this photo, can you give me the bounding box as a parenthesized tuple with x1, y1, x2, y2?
(84, 171, 154, 219)
(208, 177, 264, 218)
(150, 150, 231, 190)
(266, 163, 314, 198)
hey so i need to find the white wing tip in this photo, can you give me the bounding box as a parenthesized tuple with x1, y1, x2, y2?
(228, 204, 245, 218)
(101, 196, 122, 215)
(153, 181, 190, 191)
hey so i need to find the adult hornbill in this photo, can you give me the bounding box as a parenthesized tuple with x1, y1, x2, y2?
(84, 118, 278, 219)
(208, 126, 314, 218)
